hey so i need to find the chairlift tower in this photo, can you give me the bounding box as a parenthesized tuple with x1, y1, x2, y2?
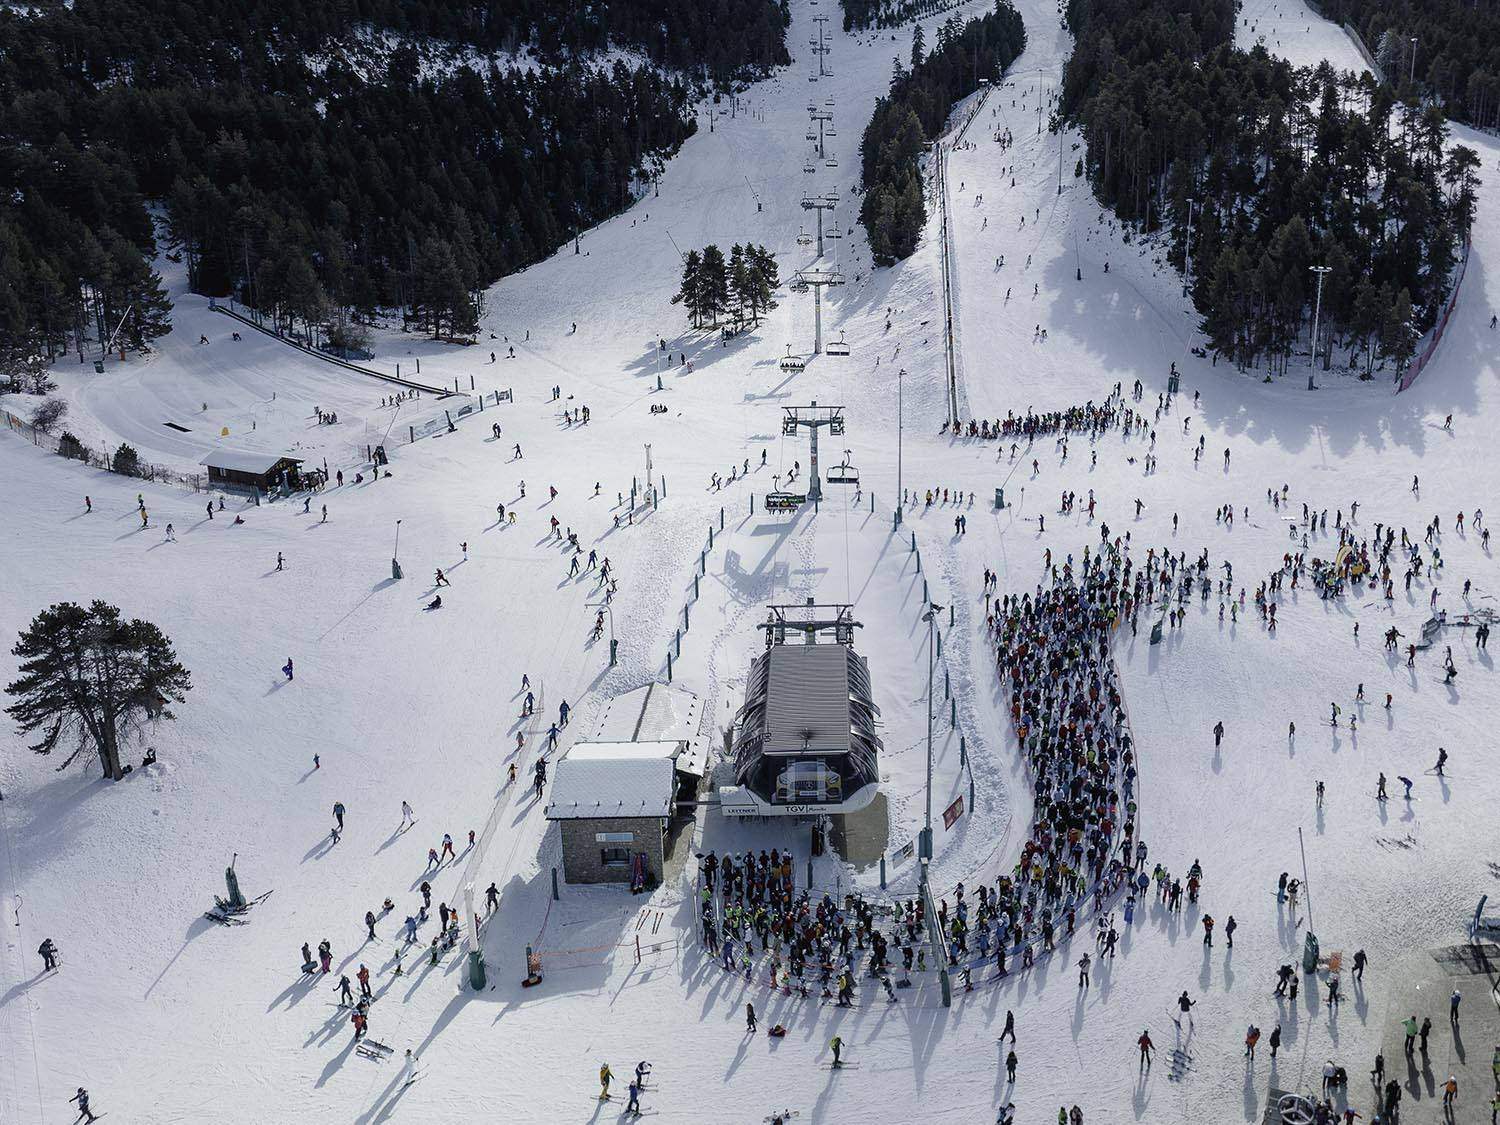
(807, 104, 835, 159)
(810, 15, 832, 78)
(793, 265, 844, 356)
(781, 402, 845, 503)
(800, 192, 840, 258)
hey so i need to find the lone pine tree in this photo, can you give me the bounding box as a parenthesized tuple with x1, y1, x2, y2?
(6, 601, 191, 782)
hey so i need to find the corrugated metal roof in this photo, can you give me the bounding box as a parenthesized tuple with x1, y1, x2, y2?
(543, 756, 673, 820)
(199, 448, 301, 473)
(762, 644, 851, 755)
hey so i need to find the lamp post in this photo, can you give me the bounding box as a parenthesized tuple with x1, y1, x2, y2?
(1183, 198, 1198, 297)
(392, 519, 403, 580)
(1309, 265, 1332, 386)
(921, 603, 952, 1007)
(895, 368, 904, 528)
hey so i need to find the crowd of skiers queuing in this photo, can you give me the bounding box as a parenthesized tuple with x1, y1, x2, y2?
(676, 384, 1495, 1122)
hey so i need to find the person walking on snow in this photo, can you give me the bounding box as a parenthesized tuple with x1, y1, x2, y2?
(1138, 1030, 1154, 1069)
(746, 1002, 757, 1033)
(1077, 953, 1091, 988)
(1213, 721, 1224, 747)
(1176, 991, 1196, 1028)
(400, 801, 415, 829)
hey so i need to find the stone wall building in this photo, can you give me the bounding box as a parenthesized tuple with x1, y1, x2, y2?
(545, 755, 675, 888)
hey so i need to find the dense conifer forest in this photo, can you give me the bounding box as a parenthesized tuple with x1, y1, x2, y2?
(0, 0, 789, 364)
(1322, 0, 1500, 130)
(1062, 0, 1480, 378)
(858, 3, 1026, 265)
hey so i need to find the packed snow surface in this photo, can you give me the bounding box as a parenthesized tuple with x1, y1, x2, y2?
(3, 0, 1499, 1122)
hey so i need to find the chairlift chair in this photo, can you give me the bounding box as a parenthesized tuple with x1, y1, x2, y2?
(825, 157, 839, 168)
(825, 462, 858, 485)
(796, 228, 813, 247)
(804, 162, 816, 174)
(764, 492, 806, 512)
(825, 333, 850, 357)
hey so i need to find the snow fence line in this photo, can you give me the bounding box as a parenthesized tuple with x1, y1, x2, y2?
(1, 405, 211, 495)
(209, 299, 463, 398)
(1396, 237, 1471, 394)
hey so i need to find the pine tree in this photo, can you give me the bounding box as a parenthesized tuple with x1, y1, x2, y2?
(416, 239, 471, 341)
(748, 245, 780, 322)
(1349, 276, 1380, 376)
(699, 244, 730, 327)
(729, 244, 750, 326)
(672, 249, 704, 328)
(1381, 287, 1416, 380)
(6, 601, 192, 782)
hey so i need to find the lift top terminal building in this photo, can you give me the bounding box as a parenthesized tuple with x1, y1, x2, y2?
(720, 601, 881, 817)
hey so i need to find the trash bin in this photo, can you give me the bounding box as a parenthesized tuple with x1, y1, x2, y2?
(1301, 931, 1320, 973)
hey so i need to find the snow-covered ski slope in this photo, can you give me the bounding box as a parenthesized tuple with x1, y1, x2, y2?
(4, 0, 1500, 1120)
